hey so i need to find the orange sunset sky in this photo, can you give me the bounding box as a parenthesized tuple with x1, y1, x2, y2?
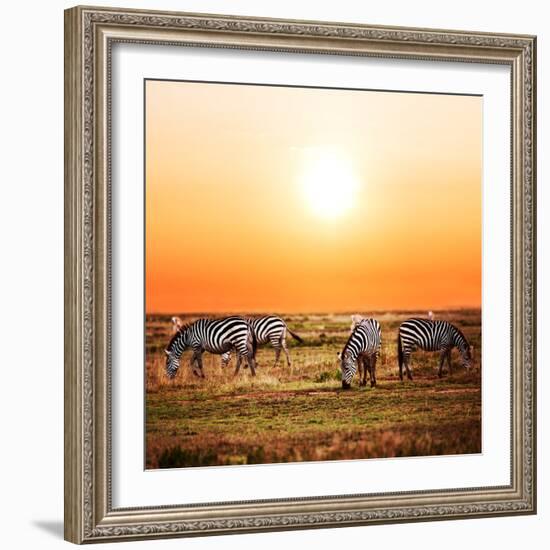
(145, 80, 481, 313)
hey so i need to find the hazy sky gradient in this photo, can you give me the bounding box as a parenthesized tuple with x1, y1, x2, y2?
(146, 80, 481, 313)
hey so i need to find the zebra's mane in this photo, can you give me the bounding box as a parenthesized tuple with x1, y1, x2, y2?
(342, 334, 353, 356)
(450, 324, 469, 348)
(166, 323, 192, 351)
(342, 323, 364, 356)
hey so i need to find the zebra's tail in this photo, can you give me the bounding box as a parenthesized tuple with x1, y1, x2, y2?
(287, 328, 304, 344)
(397, 333, 403, 370)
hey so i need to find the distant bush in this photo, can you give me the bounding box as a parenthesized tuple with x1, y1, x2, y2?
(314, 369, 340, 383)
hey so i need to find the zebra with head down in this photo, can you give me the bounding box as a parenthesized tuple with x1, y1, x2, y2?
(397, 318, 473, 380)
(165, 316, 257, 379)
(339, 317, 381, 389)
(175, 315, 303, 369)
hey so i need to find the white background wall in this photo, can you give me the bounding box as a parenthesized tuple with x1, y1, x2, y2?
(0, 1, 546, 548)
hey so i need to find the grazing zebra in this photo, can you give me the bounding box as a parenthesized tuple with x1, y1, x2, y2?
(339, 318, 381, 389)
(220, 315, 303, 368)
(347, 315, 378, 385)
(164, 316, 257, 379)
(397, 318, 473, 380)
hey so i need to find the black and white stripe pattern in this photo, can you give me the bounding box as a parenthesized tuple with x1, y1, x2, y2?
(340, 318, 381, 389)
(397, 318, 473, 380)
(221, 315, 303, 367)
(165, 316, 256, 379)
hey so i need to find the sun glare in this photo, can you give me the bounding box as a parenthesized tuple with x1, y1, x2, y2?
(301, 149, 359, 219)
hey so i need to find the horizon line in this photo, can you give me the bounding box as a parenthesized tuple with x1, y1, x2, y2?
(145, 306, 482, 316)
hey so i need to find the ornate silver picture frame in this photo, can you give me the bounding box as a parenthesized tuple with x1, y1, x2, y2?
(64, 5, 536, 544)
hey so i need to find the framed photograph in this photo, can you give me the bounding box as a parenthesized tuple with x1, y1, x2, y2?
(64, 5, 537, 544)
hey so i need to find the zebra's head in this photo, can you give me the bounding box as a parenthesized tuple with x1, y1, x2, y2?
(164, 329, 187, 379)
(459, 342, 474, 369)
(339, 351, 355, 390)
(164, 349, 180, 379)
(452, 326, 474, 370)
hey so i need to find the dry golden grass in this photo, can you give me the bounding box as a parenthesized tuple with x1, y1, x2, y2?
(146, 310, 482, 469)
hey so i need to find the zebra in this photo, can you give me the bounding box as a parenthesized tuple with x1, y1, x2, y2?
(219, 315, 303, 368)
(339, 318, 381, 389)
(164, 316, 257, 379)
(397, 318, 473, 380)
(347, 314, 380, 385)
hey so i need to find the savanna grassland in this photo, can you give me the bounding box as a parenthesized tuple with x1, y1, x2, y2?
(145, 310, 481, 469)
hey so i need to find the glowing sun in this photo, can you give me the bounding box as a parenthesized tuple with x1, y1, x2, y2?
(301, 149, 359, 219)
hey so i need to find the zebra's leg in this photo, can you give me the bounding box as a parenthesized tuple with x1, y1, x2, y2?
(447, 348, 453, 375)
(362, 356, 369, 387)
(246, 353, 257, 376)
(245, 335, 258, 376)
(190, 351, 201, 377)
(404, 354, 413, 381)
(370, 354, 377, 387)
(233, 354, 242, 376)
(281, 339, 292, 367)
(358, 356, 365, 386)
(399, 354, 404, 382)
(280, 328, 291, 367)
(196, 351, 206, 378)
(365, 355, 372, 386)
(190, 351, 198, 376)
(438, 349, 447, 378)
(273, 345, 282, 367)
